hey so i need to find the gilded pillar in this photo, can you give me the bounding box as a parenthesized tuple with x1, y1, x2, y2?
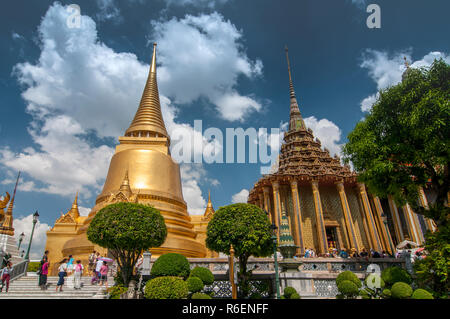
(258, 192, 264, 210)
(272, 181, 281, 238)
(311, 180, 328, 254)
(372, 196, 395, 254)
(388, 195, 404, 243)
(263, 186, 272, 223)
(357, 183, 383, 252)
(403, 204, 424, 245)
(418, 187, 437, 232)
(290, 180, 304, 256)
(336, 181, 359, 252)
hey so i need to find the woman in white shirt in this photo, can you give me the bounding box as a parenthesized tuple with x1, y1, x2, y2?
(56, 258, 68, 292)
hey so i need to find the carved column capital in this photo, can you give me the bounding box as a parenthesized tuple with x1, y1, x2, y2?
(290, 179, 298, 189)
(311, 179, 319, 191)
(335, 180, 345, 192)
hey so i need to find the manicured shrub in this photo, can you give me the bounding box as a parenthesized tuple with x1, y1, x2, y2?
(283, 286, 297, 299)
(191, 292, 212, 299)
(336, 271, 362, 288)
(382, 289, 391, 298)
(108, 285, 128, 299)
(280, 295, 286, 299)
(187, 276, 204, 293)
(144, 276, 188, 299)
(290, 292, 301, 299)
(150, 253, 190, 279)
(359, 288, 371, 299)
(190, 267, 214, 285)
(337, 280, 359, 298)
(391, 282, 413, 299)
(381, 266, 412, 286)
(412, 289, 434, 299)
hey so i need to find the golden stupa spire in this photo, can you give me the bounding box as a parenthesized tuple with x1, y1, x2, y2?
(69, 192, 80, 219)
(119, 169, 132, 197)
(285, 46, 305, 131)
(125, 43, 169, 140)
(1, 172, 20, 235)
(204, 190, 215, 220)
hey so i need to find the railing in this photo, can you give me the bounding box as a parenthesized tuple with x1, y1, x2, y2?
(9, 259, 29, 281)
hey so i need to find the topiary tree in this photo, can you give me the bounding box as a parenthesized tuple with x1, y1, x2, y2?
(381, 288, 391, 298)
(337, 280, 360, 299)
(290, 292, 301, 299)
(381, 266, 412, 287)
(187, 276, 204, 294)
(411, 288, 434, 299)
(206, 203, 272, 298)
(150, 253, 191, 279)
(191, 292, 212, 299)
(87, 202, 167, 286)
(190, 267, 214, 285)
(283, 287, 297, 299)
(391, 282, 413, 299)
(336, 271, 362, 288)
(107, 285, 128, 299)
(144, 276, 188, 299)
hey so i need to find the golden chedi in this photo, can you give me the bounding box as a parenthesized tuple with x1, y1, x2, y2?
(45, 43, 206, 274)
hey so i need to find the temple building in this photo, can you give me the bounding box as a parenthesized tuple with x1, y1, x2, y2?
(247, 48, 436, 257)
(45, 44, 211, 273)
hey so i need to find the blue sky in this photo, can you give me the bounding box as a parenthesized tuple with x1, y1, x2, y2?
(1, 0, 449, 257)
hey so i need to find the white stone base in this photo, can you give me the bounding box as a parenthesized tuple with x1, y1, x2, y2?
(0, 234, 23, 265)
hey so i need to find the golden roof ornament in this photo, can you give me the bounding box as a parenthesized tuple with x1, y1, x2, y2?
(0, 171, 20, 235)
(125, 42, 169, 140)
(285, 46, 305, 131)
(203, 190, 215, 221)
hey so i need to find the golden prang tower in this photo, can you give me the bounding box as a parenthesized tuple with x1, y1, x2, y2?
(45, 44, 207, 272)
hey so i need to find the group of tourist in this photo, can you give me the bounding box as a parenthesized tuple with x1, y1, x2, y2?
(88, 251, 111, 289)
(301, 247, 402, 259)
(0, 261, 13, 293)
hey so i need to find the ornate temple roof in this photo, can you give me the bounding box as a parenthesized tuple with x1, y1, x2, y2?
(0, 172, 20, 236)
(125, 43, 169, 140)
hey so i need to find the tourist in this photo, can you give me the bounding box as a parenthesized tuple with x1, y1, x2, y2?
(39, 259, 49, 290)
(304, 248, 310, 258)
(351, 250, 360, 258)
(56, 258, 68, 292)
(40, 250, 49, 265)
(99, 261, 109, 289)
(372, 250, 381, 258)
(339, 248, 349, 258)
(88, 250, 96, 275)
(74, 260, 84, 289)
(67, 255, 75, 274)
(95, 256, 104, 280)
(0, 261, 13, 293)
(310, 248, 316, 258)
(359, 248, 368, 258)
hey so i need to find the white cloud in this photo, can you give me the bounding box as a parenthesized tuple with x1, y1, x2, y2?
(153, 12, 263, 121)
(79, 206, 91, 216)
(359, 50, 450, 111)
(304, 116, 343, 157)
(163, 0, 230, 8)
(14, 214, 50, 260)
(96, 0, 122, 23)
(4, 3, 221, 202)
(231, 188, 248, 203)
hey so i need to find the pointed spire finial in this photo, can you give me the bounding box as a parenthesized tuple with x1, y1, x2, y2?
(404, 56, 410, 69)
(151, 42, 157, 73)
(284, 46, 305, 131)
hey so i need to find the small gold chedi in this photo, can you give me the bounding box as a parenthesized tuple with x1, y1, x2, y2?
(45, 43, 206, 273)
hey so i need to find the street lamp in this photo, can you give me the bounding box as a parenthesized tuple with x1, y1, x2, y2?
(17, 232, 25, 251)
(24, 211, 39, 260)
(270, 223, 281, 299)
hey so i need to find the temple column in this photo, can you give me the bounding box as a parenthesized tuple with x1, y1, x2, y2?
(263, 186, 272, 223)
(336, 181, 359, 252)
(290, 180, 304, 256)
(372, 196, 395, 254)
(272, 181, 281, 239)
(418, 187, 437, 232)
(258, 192, 264, 210)
(388, 195, 404, 243)
(357, 183, 383, 252)
(403, 204, 424, 245)
(311, 180, 328, 254)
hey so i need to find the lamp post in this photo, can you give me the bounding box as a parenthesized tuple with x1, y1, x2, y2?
(271, 223, 281, 299)
(17, 232, 25, 251)
(381, 213, 395, 256)
(24, 211, 39, 261)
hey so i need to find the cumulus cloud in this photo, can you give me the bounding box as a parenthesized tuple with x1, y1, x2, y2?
(96, 0, 122, 23)
(3, 3, 224, 214)
(359, 50, 450, 111)
(14, 214, 51, 260)
(231, 188, 249, 203)
(153, 12, 263, 121)
(304, 116, 343, 157)
(163, 0, 230, 9)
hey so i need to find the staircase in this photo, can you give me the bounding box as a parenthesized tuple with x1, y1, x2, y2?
(0, 275, 115, 299)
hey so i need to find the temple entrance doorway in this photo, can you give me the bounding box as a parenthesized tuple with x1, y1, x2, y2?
(325, 227, 340, 251)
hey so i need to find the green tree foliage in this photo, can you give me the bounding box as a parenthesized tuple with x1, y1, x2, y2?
(283, 286, 297, 299)
(107, 285, 128, 299)
(381, 266, 412, 286)
(191, 292, 212, 299)
(150, 253, 191, 279)
(337, 280, 360, 299)
(87, 202, 167, 286)
(186, 276, 204, 293)
(206, 203, 272, 298)
(144, 276, 188, 299)
(413, 226, 450, 298)
(190, 267, 214, 285)
(343, 59, 450, 230)
(411, 288, 434, 299)
(381, 288, 391, 298)
(391, 282, 413, 299)
(290, 292, 301, 299)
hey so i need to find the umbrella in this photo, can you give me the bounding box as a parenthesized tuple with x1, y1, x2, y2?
(415, 248, 425, 252)
(396, 240, 419, 249)
(98, 257, 114, 263)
